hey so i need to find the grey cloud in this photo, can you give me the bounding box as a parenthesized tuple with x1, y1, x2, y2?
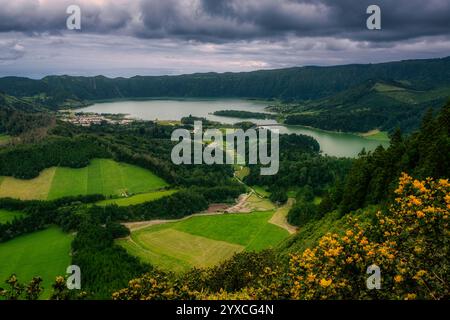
(0, 41, 25, 61)
(0, 0, 448, 44)
(136, 0, 450, 43)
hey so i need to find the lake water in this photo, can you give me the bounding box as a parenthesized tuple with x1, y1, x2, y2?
(76, 99, 389, 158)
(77, 99, 277, 125)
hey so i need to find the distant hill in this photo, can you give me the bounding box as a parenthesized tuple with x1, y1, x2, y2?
(0, 92, 43, 112)
(0, 56, 449, 132)
(284, 79, 450, 132)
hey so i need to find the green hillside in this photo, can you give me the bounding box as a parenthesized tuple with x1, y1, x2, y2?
(0, 159, 168, 200)
(0, 227, 72, 299)
(1, 56, 450, 132)
(284, 80, 450, 132)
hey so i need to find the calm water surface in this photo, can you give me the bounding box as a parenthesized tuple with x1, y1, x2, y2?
(76, 99, 389, 158)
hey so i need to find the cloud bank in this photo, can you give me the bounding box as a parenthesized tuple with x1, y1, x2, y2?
(0, 0, 449, 77)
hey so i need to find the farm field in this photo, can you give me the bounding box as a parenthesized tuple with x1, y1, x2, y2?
(0, 209, 25, 224)
(0, 227, 73, 299)
(0, 168, 56, 200)
(118, 210, 289, 272)
(96, 189, 177, 206)
(0, 159, 168, 200)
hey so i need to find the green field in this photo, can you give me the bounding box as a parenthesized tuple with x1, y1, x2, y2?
(0, 134, 11, 145)
(0, 227, 73, 299)
(360, 130, 390, 142)
(252, 186, 271, 198)
(118, 211, 289, 272)
(0, 209, 25, 224)
(96, 189, 177, 206)
(0, 159, 168, 200)
(246, 194, 275, 211)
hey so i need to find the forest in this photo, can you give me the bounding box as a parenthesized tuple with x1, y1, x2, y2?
(213, 110, 276, 120)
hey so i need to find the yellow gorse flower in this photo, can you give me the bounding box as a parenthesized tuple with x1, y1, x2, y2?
(319, 278, 332, 288)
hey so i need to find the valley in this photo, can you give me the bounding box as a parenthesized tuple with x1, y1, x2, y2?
(0, 57, 448, 301)
(118, 207, 291, 272)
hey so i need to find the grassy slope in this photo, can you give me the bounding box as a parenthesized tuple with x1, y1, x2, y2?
(119, 211, 289, 272)
(279, 206, 379, 254)
(0, 159, 168, 200)
(48, 159, 168, 199)
(0, 168, 56, 200)
(96, 189, 177, 206)
(120, 229, 244, 272)
(360, 130, 390, 142)
(252, 186, 271, 197)
(0, 227, 72, 299)
(0, 209, 25, 224)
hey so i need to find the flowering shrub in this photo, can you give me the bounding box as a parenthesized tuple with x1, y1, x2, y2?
(112, 273, 197, 300)
(289, 173, 449, 299)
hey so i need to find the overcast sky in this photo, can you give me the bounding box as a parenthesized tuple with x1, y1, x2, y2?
(0, 0, 449, 78)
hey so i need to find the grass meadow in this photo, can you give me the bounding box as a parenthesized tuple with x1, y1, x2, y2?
(96, 189, 177, 207)
(0, 159, 168, 200)
(0, 227, 73, 299)
(118, 211, 289, 272)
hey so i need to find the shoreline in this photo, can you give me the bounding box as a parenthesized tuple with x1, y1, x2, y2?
(71, 97, 390, 143)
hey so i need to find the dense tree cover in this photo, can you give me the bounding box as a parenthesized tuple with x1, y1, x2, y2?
(332, 102, 450, 214)
(99, 190, 208, 221)
(0, 195, 105, 242)
(0, 136, 111, 179)
(180, 115, 220, 127)
(285, 111, 388, 133)
(269, 188, 288, 204)
(288, 201, 320, 227)
(245, 134, 352, 196)
(0, 109, 54, 137)
(113, 174, 449, 300)
(234, 121, 256, 131)
(1, 57, 449, 105)
(213, 110, 275, 120)
(282, 79, 449, 133)
(0, 119, 238, 187)
(0, 93, 42, 112)
(71, 218, 151, 299)
(89, 185, 244, 222)
(2, 57, 450, 133)
(62, 120, 240, 187)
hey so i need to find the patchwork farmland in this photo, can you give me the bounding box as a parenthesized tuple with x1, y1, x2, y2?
(0, 159, 168, 200)
(118, 209, 290, 273)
